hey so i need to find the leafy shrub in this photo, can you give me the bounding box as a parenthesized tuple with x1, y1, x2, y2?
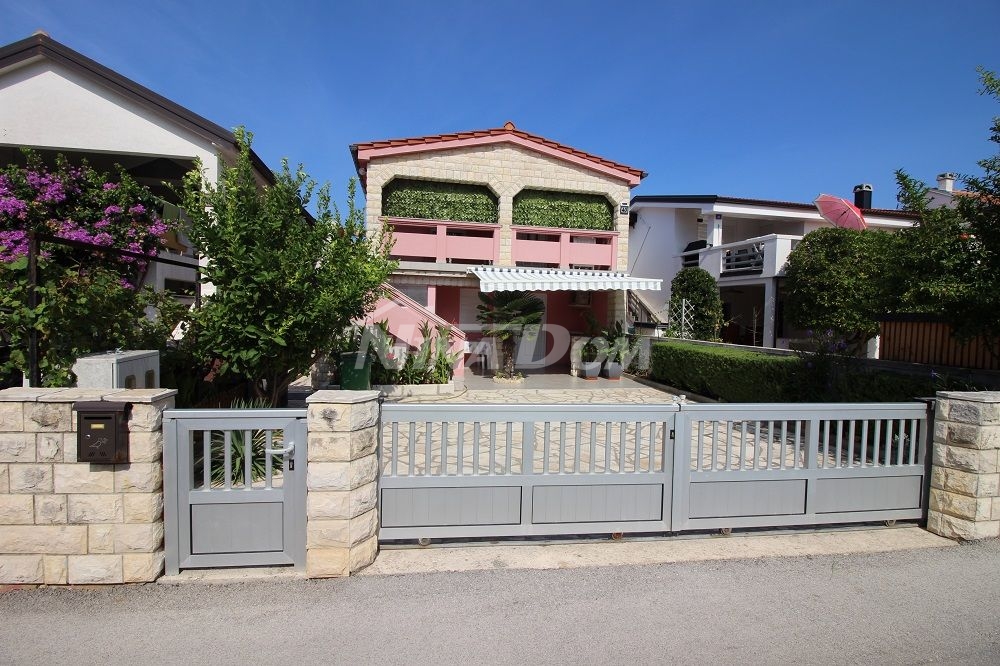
(669, 268, 723, 341)
(382, 179, 498, 223)
(512, 189, 614, 230)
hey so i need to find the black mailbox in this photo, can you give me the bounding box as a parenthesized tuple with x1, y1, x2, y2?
(75, 402, 130, 464)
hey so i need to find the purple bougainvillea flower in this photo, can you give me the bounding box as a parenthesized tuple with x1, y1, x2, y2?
(104, 205, 122, 215)
(103, 182, 118, 191)
(128, 204, 146, 215)
(0, 229, 29, 261)
(0, 196, 28, 219)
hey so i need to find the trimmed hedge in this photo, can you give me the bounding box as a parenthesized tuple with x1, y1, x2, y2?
(649, 341, 940, 403)
(651, 341, 801, 402)
(382, 179, 498, 223)
(512, 189, 614, 230)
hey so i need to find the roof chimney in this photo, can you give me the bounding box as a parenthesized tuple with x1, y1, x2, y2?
(936, 172, 956, 193)
(853, 184, 872, 209)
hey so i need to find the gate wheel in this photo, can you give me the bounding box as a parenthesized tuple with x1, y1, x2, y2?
(417, 537, 432, 547)
(884, 519, 897, 527)
(719, 527, 732, 536)
(610, 532, 624, 540)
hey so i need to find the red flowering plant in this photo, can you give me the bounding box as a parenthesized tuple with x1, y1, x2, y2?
(0, 151, 183, 386)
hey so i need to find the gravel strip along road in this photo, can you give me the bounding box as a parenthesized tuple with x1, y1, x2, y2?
(2, 539, 999, 665)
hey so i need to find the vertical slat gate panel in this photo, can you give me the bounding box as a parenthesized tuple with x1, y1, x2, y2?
(753, 421, 761, 470)
(243, 430, 252, 488)
(619, 422, 627, 473)
(457, 422, 465, 475)
(542, 423, 550, 475)
(835, 421, 843, 468)
(505, 422, 512, 474)
(425, 422, 432, 476)
(474, 422, 482, 475)
(604, 422, 612, 474)
(590, 423, 597, 473)
(794, 421, 802, 469)
(711, 421, 719, 472)
(696, 421, 704, 471)
(489, 422, 497, 475)
(847, 420, 856, 469)
(860, 420, 870, 466)
(264, 430, 272, 488)
(391, 423, 399, 477)
(442, 422, 450, 475)
(559, 422, 567, 474)
(873, 420, 882, 468)
(223, 430, 232, 489)
(203, 430, 211, 489)
(409, 422, 416, 476)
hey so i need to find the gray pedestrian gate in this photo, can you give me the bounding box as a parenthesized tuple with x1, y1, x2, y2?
(378, 401, 930, 540)
(163, 409, 307, 575)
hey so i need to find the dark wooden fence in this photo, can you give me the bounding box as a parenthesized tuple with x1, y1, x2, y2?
(879, 318, 1000, 371)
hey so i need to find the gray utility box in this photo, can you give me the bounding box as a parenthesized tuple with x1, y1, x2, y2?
(72, 350, 160, 389)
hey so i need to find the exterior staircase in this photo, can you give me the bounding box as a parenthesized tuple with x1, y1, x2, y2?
(363, 284, 467, 378)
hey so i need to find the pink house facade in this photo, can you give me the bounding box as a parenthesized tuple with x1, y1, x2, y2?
(352, 123, 661, 377)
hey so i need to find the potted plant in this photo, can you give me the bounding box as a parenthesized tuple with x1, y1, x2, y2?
(602, 321, 629, 380)
(580, 338, 601, 380)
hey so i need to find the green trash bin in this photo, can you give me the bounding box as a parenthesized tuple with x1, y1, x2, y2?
(339, 351, 372, 390)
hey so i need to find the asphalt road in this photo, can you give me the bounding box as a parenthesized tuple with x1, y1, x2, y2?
(2, 540, 999, 665)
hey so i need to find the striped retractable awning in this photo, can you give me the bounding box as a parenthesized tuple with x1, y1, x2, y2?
(468, 267, 662, 293)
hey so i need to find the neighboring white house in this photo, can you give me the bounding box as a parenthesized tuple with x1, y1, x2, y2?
(628, 187, 919, 349)
(0, 32, 274, 301)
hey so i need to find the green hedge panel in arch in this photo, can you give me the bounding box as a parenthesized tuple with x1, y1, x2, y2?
(512, 189, 614, 231)
(381, 178, 498, 223)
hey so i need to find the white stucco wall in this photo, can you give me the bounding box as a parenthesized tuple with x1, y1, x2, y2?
(0, 58, 219, 183)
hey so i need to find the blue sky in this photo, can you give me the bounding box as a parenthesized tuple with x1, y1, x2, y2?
(2, 0, 998, 209)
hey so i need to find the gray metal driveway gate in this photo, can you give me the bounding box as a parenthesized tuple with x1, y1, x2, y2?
(164, 409, 307, 575)
(671, 403, 929, 530)
(378, 404, 680, 539)
(379, 401, 931, 541)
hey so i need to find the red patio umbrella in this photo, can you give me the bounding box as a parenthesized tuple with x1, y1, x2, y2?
(814, 194, 867, 231)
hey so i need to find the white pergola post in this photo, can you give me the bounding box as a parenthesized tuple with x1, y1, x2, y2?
(763, 279, 776, 347)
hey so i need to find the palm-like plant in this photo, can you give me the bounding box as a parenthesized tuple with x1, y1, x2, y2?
(476, 290, 545, 377)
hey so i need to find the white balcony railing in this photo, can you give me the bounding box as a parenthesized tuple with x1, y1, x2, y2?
(681, 234, 801, 280)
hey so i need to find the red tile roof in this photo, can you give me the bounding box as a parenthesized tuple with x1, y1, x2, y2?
(351, 121, 646, 183)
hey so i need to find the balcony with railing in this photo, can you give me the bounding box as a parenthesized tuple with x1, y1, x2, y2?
(386, 217, 500, 265)
(511, 226, 618, 270)
(681, 234, 800, 280)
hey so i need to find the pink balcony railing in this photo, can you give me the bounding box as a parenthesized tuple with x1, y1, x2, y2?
(386, 217, 500, 264)
(511, 226, 618, 270)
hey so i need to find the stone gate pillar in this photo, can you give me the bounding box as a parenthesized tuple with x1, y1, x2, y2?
(304, 390, 380, 577)
(0, 387, 174, 585)
(928, 391, 1000, 540)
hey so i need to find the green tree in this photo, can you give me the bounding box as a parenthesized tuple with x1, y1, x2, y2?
(892, 171, 973, 315)
(476, 290, 545, 377)
(668, 267, 723, 340)
(180, 128, 395, 405)
(784, 227, 897, 351)
(893, 67, 1000, 347)
(0, 152, 182, 386)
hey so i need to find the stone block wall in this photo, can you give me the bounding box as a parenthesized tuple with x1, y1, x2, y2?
(928, 391, 1000, 540)
(304, 390, 380, 577)
(0, 387, 175, 584)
